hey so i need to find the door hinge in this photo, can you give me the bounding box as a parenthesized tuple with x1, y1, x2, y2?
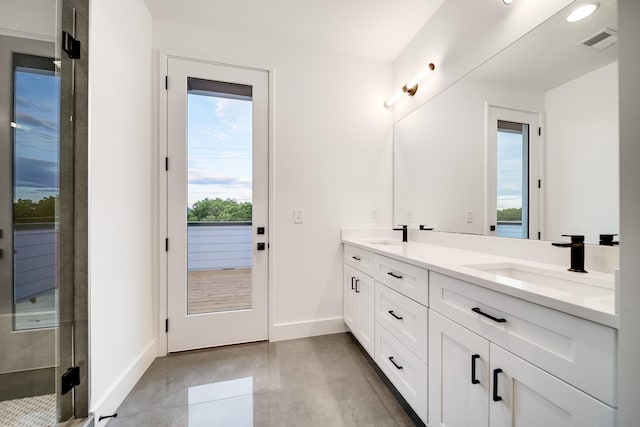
(538, 231, 541, 240)
(538, 127, 542, 136)
(165, 318, 169, 333)
(61, 366, 80, 395)
(165, 238, 169, 252)
(165, 76, 168, 90)
(538, 179, 542, 189)
(165, 157, 169, 171)
(62, 31, 81, 59)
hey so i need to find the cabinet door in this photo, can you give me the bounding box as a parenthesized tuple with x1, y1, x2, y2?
(344, 265, 360, 333)
(357, 273, 374, 357)
(429, 310, 489, 427)
(489, 344, 615, 427)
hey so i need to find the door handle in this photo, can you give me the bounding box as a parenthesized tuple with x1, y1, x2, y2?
(472, 307, 506, 323)
(388, 310, 403, 320)
(493, 368, 503, 401)
(388, 356, 403, 370)
(355, 279, 360, 293)
(351, 276, 355, 290)
(257, 242, 266, 251)
(471, 354, 480, 384)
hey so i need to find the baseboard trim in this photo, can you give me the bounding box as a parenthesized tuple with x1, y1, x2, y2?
(90, 339, 157, 426)
(270, 317, 346, 342)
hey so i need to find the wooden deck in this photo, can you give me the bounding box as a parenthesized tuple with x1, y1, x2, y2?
(188, 268, 252, 314)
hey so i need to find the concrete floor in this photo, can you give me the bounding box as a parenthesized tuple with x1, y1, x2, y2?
(109, 333, 422, 426)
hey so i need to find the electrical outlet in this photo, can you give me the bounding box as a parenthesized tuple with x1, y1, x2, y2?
(370, 209, 379, 223)
(294, 208, 304, 224)
(466, 210, 473, 223)
(407, 210, 414, 223)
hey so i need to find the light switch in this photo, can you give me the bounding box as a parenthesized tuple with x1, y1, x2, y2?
(294, 209, 304, 224)
(466, 210, 473, 223)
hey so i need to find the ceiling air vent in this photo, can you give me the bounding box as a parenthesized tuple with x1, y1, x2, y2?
(578, 28, 618, 51)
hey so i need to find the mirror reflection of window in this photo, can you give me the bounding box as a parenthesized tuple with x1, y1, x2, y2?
(496, 120, 529, 240)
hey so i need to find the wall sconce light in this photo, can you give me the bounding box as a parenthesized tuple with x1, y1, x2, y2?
(385, 63, 435, 108)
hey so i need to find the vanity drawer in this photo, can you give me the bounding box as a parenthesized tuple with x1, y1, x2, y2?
(374, 254, 429, 306)
(344, 245, 374, 275)
(375, 282, 428, 363)
(429, 271, 617, 407)
(375, 324, 428, 423)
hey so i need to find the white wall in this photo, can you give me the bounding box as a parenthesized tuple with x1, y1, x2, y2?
(618, 0, 640, 424)
(153, 21, 393, 343)
(0, 0, 55, 41)
(394, 76, 544, 234)
(88, 0, 155, 423)
(391, 0, 572, 121)
(545, 62, 619, 243)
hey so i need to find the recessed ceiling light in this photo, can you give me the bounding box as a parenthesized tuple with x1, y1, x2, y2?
(503, 0, 513, 4)
(566, 2, 600, 23)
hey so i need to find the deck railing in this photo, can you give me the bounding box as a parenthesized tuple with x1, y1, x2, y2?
(187, 222, 252, 271)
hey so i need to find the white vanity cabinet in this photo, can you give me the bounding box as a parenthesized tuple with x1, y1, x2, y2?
(344, 264, 375, 357)
(342, 241, 617, 427)
(429, 271, 616, 427)
(429, 310, 615, 427)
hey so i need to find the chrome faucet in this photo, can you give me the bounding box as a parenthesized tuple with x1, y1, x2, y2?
(393, 225, 408, 243)
(552, 234, 587, 273)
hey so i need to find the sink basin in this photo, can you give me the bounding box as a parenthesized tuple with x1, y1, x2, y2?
(464, 262, 614, 294)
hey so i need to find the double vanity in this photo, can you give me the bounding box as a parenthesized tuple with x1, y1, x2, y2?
(342, 233, 617, 426)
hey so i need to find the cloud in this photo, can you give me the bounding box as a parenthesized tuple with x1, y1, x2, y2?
(15, 111, 57, 133)
(188, 174, 252, 188)
(15, 157, 59, 189)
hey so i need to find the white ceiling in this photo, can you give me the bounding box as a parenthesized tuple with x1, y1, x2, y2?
(142, 0, 445, 61)
(472, 0, 618, 92)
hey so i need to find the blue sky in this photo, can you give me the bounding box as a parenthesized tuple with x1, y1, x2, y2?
(497, 130, 524, 210)
(13, 69, 60, 202)
(187, 94, 253, 207)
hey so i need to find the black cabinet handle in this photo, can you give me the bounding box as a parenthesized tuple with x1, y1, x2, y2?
(355, 279, 360, 293)
(472, 307, 506, 323)
(493, 368, 503, 401)
(352, 256, 361, 261)
(387, 272, 403, 279)
(388, 356, 403, 370)
(351, 276, 355, 290)
(388, 310, 403, 320)
(471, 354, 480, 384)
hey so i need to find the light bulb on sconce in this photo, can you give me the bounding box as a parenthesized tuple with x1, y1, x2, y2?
(384, 62, 435, 108)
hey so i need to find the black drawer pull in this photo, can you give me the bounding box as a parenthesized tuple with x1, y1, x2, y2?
(471, 354, 480, 384)
(351, 276, 355, 290)
(387, 272, 403, 279)
(493, 368, 503, 401)
(472, 307, 506, 323)
(388, 310, 403, 320)
(355, 279, 360, 293)
(352, 256, 361, 261)
(388, 356, 403, 370)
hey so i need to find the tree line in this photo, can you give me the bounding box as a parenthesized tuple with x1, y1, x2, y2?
(14, 196, 57, 223)
(497, 207, 522, 222)
(188, 197, 252, 222)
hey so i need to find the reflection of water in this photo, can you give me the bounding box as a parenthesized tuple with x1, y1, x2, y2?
(188, 377, 253, 427)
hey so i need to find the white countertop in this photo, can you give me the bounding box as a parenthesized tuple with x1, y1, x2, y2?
(342, 238, 618, 329)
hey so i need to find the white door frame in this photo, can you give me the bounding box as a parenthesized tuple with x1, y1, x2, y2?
(485, 102, 544, 240)
(156, 51, 276, 355)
